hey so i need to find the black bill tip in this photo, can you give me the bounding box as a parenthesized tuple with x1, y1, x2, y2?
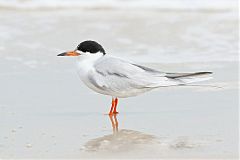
(57, 52, 67, 56)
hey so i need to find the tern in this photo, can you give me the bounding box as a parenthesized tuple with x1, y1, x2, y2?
(58, 40, 212, 115)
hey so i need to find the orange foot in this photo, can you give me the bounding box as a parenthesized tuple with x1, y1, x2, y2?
(108, 97, 119, 115)
(108, 111, 118, 115)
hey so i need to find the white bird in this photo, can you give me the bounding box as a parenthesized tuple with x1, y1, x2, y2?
(58, 40, 212, 115)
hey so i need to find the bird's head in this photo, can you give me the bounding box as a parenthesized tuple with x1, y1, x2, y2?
(57, 40, 106, 57)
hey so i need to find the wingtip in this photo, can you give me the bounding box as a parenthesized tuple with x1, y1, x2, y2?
(199, 71, 213, 75)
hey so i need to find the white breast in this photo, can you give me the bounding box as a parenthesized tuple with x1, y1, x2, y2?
(76, 52, 111, 95)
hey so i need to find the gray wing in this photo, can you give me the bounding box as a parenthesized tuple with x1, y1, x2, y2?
(88, 56, 179, 93)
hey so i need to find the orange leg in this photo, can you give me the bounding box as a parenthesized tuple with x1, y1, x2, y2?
(108, 98, 115, 115)
(113, 98, 119, 114)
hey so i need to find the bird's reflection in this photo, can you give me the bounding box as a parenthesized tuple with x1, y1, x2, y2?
(109, 114, 118, 133)
(81, 115, 214, 158)
(83, 114, 158, 153)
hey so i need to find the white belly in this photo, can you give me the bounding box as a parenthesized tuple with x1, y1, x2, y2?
(80, 75, 153, 98)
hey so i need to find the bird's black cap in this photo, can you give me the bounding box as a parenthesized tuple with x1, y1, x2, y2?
(77, 40, 106, 55)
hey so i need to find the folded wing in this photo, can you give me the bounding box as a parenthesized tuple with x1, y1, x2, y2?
(89, 57, 180, 94)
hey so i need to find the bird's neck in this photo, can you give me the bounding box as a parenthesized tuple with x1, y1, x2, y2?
(76, 54, 103, 74)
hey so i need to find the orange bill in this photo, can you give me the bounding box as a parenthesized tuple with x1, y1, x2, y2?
(57, 51, 80, 56)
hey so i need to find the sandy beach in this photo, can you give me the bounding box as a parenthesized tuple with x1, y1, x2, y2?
(0, 1, 238, 159)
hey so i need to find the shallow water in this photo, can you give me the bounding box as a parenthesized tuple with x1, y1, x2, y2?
(0, 7, 239, 159)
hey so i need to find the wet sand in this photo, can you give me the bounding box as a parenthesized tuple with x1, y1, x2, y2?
(0, 9, 238, 159)
(0, 60, 238, 159)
